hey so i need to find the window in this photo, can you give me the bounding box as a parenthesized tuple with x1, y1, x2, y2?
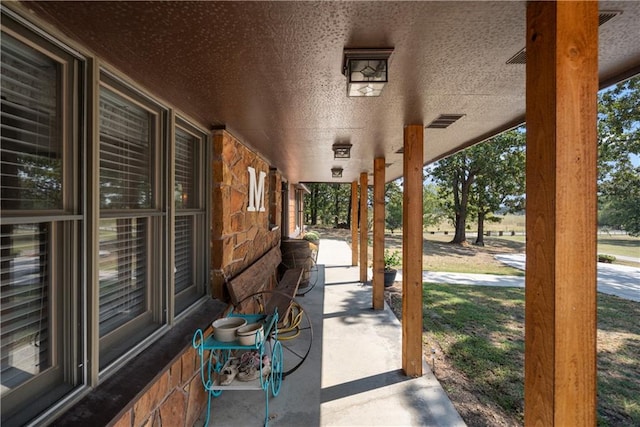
(1, 16, 82, 427)
(173, 121, 207, 314)
(98, 75, 166, 368)
(1, 10, 210, 425)
(295, 187, 303, 230)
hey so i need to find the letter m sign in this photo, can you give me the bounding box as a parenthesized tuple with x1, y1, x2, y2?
(247, 166, 266, 212)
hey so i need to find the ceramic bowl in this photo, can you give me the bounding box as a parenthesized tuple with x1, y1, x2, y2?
(212, 317, 247, 342)
(236, 322, 264, 346)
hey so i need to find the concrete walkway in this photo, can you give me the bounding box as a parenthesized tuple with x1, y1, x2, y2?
(197, 239, 465, 426)
(391, 253, 639, 302)
(495, 253, 640, 302)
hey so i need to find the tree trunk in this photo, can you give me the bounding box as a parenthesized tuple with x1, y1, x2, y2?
(333, 185, 339, 227)
(310, 185, 318, 225)
(452, 171, 473, 244)
(452, 211, 466, 243)
(475, 210, 485, 246)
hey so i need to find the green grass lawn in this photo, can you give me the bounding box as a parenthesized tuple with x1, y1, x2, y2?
(597, 235, 640, 259)
(422, 283, 640, 426)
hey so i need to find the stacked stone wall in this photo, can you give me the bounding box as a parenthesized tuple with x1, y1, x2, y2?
(111, 334, 209, 427)
(210, 129, 281, 299)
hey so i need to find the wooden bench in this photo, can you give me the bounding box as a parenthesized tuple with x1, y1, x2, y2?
(226, 245, 303, 321)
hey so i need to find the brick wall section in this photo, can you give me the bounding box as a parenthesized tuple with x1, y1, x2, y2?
(210, 129, 281, 299)
(287, 183, 298, 238)
(110, 331, 210, 427)
(269, 168, 281, 230)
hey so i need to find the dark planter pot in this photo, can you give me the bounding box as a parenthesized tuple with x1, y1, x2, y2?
(384, 269, 398, 287)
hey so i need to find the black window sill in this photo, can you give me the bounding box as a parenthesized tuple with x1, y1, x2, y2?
(53, 298, 226, 426)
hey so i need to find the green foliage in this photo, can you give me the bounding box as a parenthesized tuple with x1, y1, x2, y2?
(383, 249, 401, 270)
(598, 76, 640, 236)
(304, 183, 352, 227)
(303, 230, 320, 243)
(423, 183, 446, 229)
(428, 128, 526, 244)
(385, 180, 403, 233)
(597, 254, 616, 263)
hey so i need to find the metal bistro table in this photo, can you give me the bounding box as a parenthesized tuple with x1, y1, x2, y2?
(192, 310, 283, 427)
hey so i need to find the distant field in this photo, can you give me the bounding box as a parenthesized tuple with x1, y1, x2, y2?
(423, 214, 638, 262)
(494, 234, 639, 260)
(425, 214, 526, 234)
(597, 236, 640, 259)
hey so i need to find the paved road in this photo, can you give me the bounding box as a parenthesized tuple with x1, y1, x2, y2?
(393, 254, 639, 302)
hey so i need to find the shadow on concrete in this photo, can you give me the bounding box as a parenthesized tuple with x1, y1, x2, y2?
(321, 369, 411, 403)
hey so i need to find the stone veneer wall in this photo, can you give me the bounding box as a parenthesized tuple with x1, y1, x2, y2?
(111, 332, 211, 427)
(210, 129, 281, 299)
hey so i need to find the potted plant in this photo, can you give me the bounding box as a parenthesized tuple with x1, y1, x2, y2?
(383, 249, 401, 287)
(302, 230, 320, 246)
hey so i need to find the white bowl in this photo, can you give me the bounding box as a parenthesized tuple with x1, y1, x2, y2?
(236, 322, 264, 346)
(212, 317, 247, 342)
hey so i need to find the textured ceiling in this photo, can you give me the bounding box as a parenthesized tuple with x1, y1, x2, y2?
(23, 1, 640, 184)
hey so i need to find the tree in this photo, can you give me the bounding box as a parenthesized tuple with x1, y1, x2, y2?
(470, 130, 525, 245)
(385, 181, 403, 233)
(304, 183, 352, 227)
(430, 128, 526, 244)
(422, 183, 445, 230)
(597, 76, 640, 235)
(430, 152, 478, 244)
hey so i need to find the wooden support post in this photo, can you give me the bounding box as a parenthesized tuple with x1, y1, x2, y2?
(402, 125, 423, 377)
(359, 172, 368, 283)
(351, 180, 359, 266)
(373, 157, 385, 310)
(525, 2, 598, 425)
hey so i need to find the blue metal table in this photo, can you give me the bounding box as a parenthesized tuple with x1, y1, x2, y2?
(192, 311, 282, 426)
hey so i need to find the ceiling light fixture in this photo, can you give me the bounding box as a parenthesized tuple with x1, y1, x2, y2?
(342, 48, 394, 97)
(332, 143, 352, 159)
(331, 167, 343, 178)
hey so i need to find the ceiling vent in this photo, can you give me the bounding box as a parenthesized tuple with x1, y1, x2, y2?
(426, 114, 465, 129)
(506, 48, 527, 65)
(507, 11, 622, 65)
(599, 10, 622, 26)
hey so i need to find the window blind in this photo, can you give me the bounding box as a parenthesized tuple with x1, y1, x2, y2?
(98, 218, 147, 336)
(0, 33, 62, 210)
(0, 223, 51, 393)
(99, 88, 152, 209)
(174, 217, 193, 294)
(174, 128, 196, 209)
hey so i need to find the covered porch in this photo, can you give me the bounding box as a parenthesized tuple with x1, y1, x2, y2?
(2, 1, 639, 425)
(195, 238, 464, 426)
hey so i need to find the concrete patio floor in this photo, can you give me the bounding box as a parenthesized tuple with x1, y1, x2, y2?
(195, 239, 465, 426)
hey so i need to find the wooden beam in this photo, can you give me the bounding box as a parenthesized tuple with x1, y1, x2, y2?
(402, 125, 423, 377)
(359, 172, 368, 283)
(525, 2, 598, 425)
(351, 180, 359, 266)
(373, 157, 385, 310)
